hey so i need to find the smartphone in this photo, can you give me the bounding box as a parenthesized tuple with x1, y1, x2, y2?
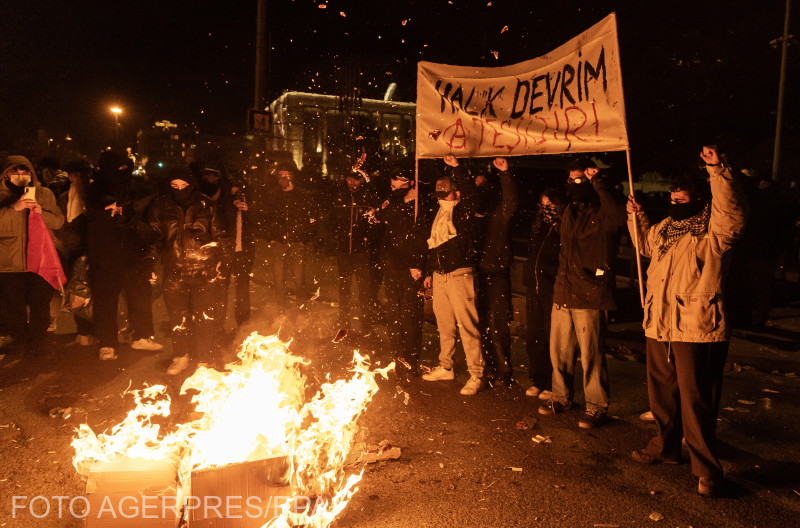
(23, 186, 36, 201)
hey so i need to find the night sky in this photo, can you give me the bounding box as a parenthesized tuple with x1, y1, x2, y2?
(1, 0, 797, 172)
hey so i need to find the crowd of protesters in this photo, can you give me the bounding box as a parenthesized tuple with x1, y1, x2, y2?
(2, 143, 799, 496)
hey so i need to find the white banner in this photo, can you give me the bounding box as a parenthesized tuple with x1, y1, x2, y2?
(416, 13, 628, 158)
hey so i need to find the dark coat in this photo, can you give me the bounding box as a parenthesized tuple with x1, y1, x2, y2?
(552, 180, 626, 310)
(427, 165, 482, 274)
(142, 191, 229, 277)
(523, 218, 560, 299)
(264, 186, 318, 244)
(374, 190, 429, 271)
(477, 170, 518, 273)
(330, 182, 382, 254)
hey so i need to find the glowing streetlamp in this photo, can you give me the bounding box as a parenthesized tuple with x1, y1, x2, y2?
(110, 106, 123, 146)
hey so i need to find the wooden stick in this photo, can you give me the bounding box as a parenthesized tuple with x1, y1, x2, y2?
(626, 148, 646, 307)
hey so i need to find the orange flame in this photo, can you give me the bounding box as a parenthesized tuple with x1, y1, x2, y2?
(72, 333, 393, 527)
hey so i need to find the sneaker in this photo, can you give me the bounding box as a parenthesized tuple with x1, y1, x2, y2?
(631, 449, 682, 465)
(332, 328, 348, 343)
(525, 385, 543, 398)
(47, 317, 57, 333)
(131, 337, 165, 351)
(166, 354, 190, 375)
(460, 376, 487, 395)
(697, 477, 718, 497)
(578, 408, 607, 429)
(538, 389, 553, 401)
(421, 366, 455, 381)
(98, 347, 117, 361)
(538, 398, 572, 416)
(639, 410, 655, 422)
(75, 334, 98, 347)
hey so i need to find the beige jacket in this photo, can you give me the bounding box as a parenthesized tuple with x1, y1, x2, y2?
(627, 165, 747, 343)
(0, 156, 65, 273)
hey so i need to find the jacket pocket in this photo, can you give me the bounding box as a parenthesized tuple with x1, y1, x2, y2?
(675, 292, 719, 334)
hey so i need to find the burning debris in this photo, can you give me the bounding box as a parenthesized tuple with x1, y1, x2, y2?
(72, 332, 393, 527)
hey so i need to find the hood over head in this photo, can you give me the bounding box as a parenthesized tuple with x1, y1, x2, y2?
(1, 155, 38, 185)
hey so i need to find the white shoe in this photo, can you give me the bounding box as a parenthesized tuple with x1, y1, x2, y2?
(460, 376, 487, 395)
(525, 385, 542, 397)
(538, 390, 553, 401)
(640, 410, 655, 422)
(422, 366, 455, 381)
(166, 355, 190, 375)
(98, 347, 117, 361)
(47, 317, 57, 333)
(75, 334, 98, 347)
(131, 337, 165, 351)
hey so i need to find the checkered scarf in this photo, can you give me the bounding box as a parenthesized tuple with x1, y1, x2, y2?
(657, 204, 711, 260)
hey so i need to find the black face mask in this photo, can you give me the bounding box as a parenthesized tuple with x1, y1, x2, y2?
(199, 179, 220, 197)
(566, 179, 597, 203)
(391, 187, 410, 199)
(170, 186, 194, 205)
(669, 200, 705, 221)
(434, 190, 451, 200)
(4, 179, 26, 195)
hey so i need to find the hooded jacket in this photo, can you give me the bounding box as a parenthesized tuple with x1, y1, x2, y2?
(552, 177, 626, 310)
(0, 156, 65, 273)
(628, 164, 747, 342)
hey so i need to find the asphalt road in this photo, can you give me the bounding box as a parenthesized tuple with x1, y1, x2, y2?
(1, 253, 799, 528)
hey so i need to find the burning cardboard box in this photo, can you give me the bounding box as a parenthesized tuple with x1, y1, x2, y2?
(84, 457, 180, 528)
(189, 456, 292, 528)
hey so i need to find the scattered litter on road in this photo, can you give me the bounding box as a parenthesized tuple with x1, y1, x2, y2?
(362, 440, 402, 463)
(439, 463, 444, 469)
(420, 391, 432, 396)
(48, 407, 72, 420)
(532, 435, 552, 444)
(516, 416, 538, 430)
(504, 466, 523, 472)
(481, 481, 496, 492)
(737, 399, 756, 405)
(490, 418, 507, 422)
(593, 524, 620, 528)
(792, 489, 800, 497)
(762, 388, 781, 394)
(649, 511, 664, 521)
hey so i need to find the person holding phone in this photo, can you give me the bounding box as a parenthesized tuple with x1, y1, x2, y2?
(0, 156, 64, 355)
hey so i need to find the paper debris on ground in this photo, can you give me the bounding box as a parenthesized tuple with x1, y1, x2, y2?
(362, 440, 402, 463)
(504, 466, 523, 472)
(649, 511, 664, 521)
(532, 435, 552, 444)
(515, 416, 538, 430)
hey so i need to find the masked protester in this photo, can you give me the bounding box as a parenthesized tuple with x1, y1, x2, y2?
(55, 159, 94, 345)
(421, 155, 486, 395)
(538, 157, 626, 429)
(627, 146, 747, 497)
(0, 156, 65, 355)
(371, 159, 428, 376)
(142, 166, 229, 375)
(523, 188, 565, 400)
(264, 160, 318, 305)
(474, 158, 518, 387)
(330, 168, 382, 342)
(87, 150, 162, 361)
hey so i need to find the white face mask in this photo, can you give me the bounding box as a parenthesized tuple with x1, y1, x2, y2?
(9, 173, 31, 187)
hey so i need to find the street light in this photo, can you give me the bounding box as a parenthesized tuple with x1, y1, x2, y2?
(110, 106, 122, 147)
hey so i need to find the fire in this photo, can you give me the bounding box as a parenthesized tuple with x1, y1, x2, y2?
(72, 332, 393, 527)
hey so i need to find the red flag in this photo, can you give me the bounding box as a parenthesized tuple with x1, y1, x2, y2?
(26, 211, 67, 290)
